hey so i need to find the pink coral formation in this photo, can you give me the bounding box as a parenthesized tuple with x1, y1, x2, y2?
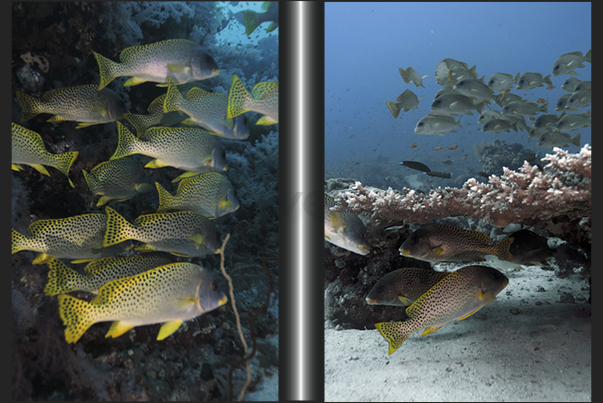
(334, 145, 591, 230)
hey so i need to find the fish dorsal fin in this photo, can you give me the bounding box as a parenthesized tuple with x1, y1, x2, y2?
(185, 87, 210, 101)
(134, 213, 170, 228)
(251, 82, 278, 99)
(92, 275, 138, 305)
(119, 44, 146, 63)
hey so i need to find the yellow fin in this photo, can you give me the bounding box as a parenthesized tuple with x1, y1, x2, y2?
(75, 122, 102, 129)
(57, 294, 96, 343)
(12, 163, 23, 171)
(170, 252, 192, 257)
(105, 320, 135, 338)
(29, 164, 51, 177)
(331, 211, 343, 231)
(433, 246, 445, 257)
(421, 324, 444, 336)
(256, 115, 278, 125)
(190, 233, 204, 245)
(171, 171, 201, 183)
(124, 76, 147, 86)
(478, 291, 497, 304)
(145, 159, 168, 169)
(457, 308, 482, 321)
(167, 63, 190, 74)
(32, 253, 52, 265)
(157, 320, 183, 340)
(397, 295, 413, 306)
(375, 322, 410, 355)
(92, 105, 108, 116)
(70, 258, 96, 264)
(44, 258, 82, 296)
(135, 243, 158, 253)
(227, 74, 252, 119)
(47, 115, 68, 124)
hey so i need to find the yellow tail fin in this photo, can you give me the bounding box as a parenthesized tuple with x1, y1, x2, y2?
(12, 228, 28, 254)
(155, 182, 175, 213)
(375, 322, 412, 355)
(103, 206, 137, 247)
(93, 51, 119, 91)
(52, 151, 78, 188)
(111, 122, 139, 160)
(57, 294, 96, 343)
(44, 258, 86, 296)
(163, 77, 185, 114)
(15, 91, 42, 122)
(227, 74, 252, 119)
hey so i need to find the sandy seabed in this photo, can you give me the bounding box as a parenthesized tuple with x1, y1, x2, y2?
(324, 264, 591, 402)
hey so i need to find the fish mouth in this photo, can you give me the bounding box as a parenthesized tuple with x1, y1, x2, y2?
(366, 298, 377, 305)
(218, 295, 228, 306)
(399, 248, 410, 256)
(358, 245, 370, 255)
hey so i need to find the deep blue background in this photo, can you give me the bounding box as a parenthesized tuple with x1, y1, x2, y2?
(325, 2, 591, 187)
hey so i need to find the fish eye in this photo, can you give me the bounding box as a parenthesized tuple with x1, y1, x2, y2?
(488, 79, 494, 86)
(211, 281, 218, 291)
(417, 122, 424, 127)
(553, 64, 560, 72)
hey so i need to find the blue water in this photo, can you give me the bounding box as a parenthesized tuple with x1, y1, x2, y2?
(325, 2, 591, 189)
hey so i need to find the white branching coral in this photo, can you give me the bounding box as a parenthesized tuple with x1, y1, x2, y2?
(334, 145, 591, 229)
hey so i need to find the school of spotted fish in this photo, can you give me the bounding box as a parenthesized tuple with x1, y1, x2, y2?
(383, 50, 591, 176)
(328, 51, 588, 353)
(13, 16, 279, 344)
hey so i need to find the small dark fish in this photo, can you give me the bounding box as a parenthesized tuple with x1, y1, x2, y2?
(525, 152, 536, 163)
(508, 229, 555, 266)
(447, 144, 458, 150)
(409, 143, 418, 149)
(441, 160, 453, 165)
(478, 172, 489, 178)
(425, 171, 451, 178)
(400, 161, 431, 173)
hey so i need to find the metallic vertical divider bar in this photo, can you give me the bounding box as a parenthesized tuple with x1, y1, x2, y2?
(279, 2, 325, 401)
